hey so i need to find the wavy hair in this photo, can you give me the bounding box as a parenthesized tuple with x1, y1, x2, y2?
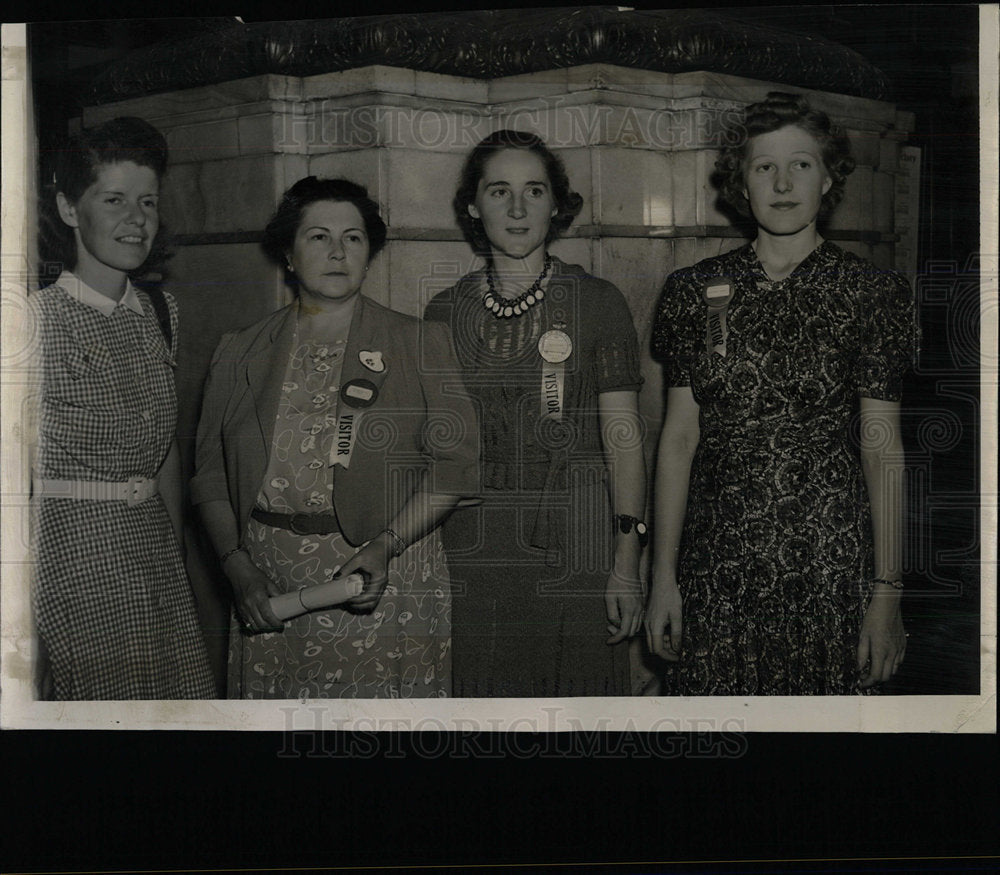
(261, 176, 387, 289)
(453, 129, 583, 258)
(38, 116, 170, 283)
(714, 92, 856, 219)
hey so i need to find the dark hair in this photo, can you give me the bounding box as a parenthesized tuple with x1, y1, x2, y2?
(453, 130, 583, 258)
(261, 177, 387, 287)
(38, 117, 169, 281)
(714, 92, 856, 220)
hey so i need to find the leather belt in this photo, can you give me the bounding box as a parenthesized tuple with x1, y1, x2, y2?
(251, 507, 340, 535)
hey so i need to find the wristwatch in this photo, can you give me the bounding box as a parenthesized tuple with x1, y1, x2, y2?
(614, 514, 649, 548)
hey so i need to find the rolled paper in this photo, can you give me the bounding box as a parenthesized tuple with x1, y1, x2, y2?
(269, 574, 365, 622)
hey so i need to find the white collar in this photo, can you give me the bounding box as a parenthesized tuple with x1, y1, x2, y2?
(55, 271, 145, 318)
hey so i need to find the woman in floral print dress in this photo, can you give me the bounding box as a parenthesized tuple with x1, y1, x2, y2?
(646, 93, 915, 695)
(192, 177, 478, 698)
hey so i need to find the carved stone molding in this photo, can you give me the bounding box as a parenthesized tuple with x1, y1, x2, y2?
(86, 8, 890, 104)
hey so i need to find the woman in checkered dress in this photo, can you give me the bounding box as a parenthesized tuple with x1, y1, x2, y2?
(31, 117, 215, 700)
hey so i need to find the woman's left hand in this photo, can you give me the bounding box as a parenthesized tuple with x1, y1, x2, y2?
(857, 587, 906, 688)
(339, 534, 392, 613)
(605, 569, 645, 644)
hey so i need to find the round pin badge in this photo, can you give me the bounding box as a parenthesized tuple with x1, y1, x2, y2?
(537, 329, 572, 364)
(340, 379, 379, 409)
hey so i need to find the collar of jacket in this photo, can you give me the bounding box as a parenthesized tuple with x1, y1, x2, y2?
(243, 294, 393, 448)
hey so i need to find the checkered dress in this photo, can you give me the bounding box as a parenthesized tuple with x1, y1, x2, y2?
(30, 278, 214, 700)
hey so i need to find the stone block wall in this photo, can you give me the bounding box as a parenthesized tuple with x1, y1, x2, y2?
(82, 63, 914, 340)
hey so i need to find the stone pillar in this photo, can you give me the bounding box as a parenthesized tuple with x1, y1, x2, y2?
(81, 63, 914, 426)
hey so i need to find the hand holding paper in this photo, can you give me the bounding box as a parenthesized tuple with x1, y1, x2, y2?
(268, 574, 365, 622)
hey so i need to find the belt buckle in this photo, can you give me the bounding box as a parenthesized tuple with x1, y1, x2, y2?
(125, 476, 147, 507)
(289, 512, 312, 535)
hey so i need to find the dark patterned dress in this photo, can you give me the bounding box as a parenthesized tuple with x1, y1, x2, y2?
(30, 273, 215, 700)
(425, 257, 642, 697)
(651, 242, 915, 695)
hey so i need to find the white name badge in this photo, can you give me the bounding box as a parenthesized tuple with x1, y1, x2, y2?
(341, 379, 378, 407)
(330, 412, 362, 468)
(538, 329, 572, 364)
(540, 364, 565, 421)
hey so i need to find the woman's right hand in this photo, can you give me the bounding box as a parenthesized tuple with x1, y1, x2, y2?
(224, 550, 283, 634)
(645, 575, 683, 662)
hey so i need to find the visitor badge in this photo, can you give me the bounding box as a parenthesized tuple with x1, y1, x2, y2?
(537, 329, 572, 364)
(330, 411, 362, 469)
(703, 277, 734, 358)
(540, 363, 565, 421)
(340, 379, 378, 409)
(702, 279, 733, 306)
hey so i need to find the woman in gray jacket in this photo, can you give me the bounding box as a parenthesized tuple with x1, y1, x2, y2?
(193, 177, 479, 699)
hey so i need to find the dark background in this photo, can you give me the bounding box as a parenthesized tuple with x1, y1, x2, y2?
(5, 3, 993, 873)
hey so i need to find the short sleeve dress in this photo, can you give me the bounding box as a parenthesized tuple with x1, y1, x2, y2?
(425, 257, 643, 697)
(30, 273, 215, 700)
(651, 241, 915, 695)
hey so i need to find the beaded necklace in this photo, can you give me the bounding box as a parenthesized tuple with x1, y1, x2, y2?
(483, 254, 552, 319)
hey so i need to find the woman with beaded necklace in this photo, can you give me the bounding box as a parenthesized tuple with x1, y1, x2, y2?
(424, 130, 647, 697)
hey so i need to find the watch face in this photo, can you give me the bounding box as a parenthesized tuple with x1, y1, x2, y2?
(636, 523, 647, 535)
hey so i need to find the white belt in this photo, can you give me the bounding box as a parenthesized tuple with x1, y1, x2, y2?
(33, 476, 159, 506)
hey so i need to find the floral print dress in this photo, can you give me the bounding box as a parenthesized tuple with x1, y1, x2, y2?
(651, 242, 915, 695)
(228, 335, 451, 698)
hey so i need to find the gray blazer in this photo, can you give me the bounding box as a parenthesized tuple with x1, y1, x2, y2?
(191, 294, 480, 546)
